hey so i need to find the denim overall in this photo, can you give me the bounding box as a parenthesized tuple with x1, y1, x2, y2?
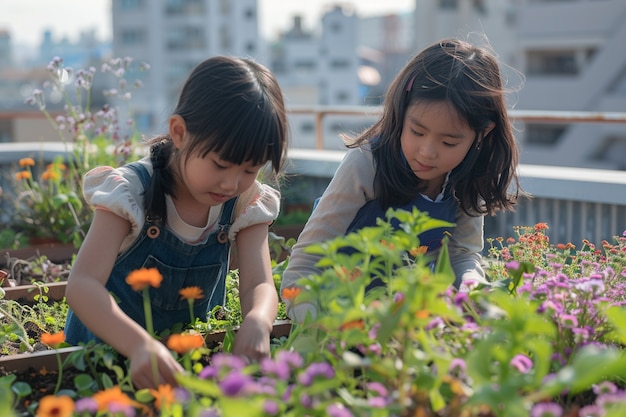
(343, 193, 458, 291)
(346, 194, 457, 250)
(65, 162, 236, 344)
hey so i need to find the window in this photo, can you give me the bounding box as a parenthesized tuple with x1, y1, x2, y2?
(440, 0, 458, 9)
(120, 0, 143, 10)
(120, 29, 145, 45)
(220, 25, 232, 50)
(330, 59, 350, 69)
(525, 124, 566, 145)
(244, 7, 255, 19)
(294, 60, 316, 70)
(166, 27, 205, 50)
(526, 50, 583, 76)
(0, 118, 12, 143)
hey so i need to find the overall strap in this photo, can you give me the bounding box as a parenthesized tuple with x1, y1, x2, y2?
(125, 162, 151, 192)
(219, 197, 239, 226)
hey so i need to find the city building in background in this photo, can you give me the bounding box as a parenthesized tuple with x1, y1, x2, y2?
(0, 0, 624, 169)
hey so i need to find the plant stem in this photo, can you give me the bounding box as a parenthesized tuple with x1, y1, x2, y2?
(142, 287, 159, 386)
(53, 351, 63, 394)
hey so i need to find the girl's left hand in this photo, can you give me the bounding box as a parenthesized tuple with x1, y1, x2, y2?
(232, 314, 272, 362)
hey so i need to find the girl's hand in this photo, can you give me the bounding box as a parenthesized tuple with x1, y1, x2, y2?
(129, 338, 184, 389)
(232, 314, 272, 362)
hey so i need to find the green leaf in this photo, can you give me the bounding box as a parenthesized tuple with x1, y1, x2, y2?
(11, 381, 32, 399)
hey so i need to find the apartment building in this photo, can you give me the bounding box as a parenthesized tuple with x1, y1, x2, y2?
(411, 0, 626, 170)
(111, 0, 260, 134)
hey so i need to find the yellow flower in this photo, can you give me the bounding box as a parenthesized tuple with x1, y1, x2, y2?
(179, 286, 204, 300)
(37, 395, 75, 417)
(281, 287, 302, 302)
(126, 267, 163, 291)
(149, 384, 176, 410)
(15, 171, 31, 180)
(41, 331, 65, 348)
(167, 333, 205, 354)
(19, 157, 35, 167)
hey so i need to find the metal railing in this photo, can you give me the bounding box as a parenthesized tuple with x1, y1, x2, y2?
(285, 106, 626, 248)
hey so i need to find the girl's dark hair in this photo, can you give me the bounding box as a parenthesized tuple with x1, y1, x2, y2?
(352, 38, 523, 216)
(143, 56, 288, 223)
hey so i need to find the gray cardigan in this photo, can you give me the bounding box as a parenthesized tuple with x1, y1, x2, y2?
(280, 146, 487, 323)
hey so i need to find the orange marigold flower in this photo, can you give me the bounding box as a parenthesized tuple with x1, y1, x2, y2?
(126, 267, 163, 291)
(339, 319, 365, 331)
(19, 157, 35, 167)
(415, 310, 430, 319)
(167, 333, 205, 354)
(37, 395, 75, 417)
(46, 162, 66, 171)
(179, 286, 204, 300)
(555, 243, 567, 250)
(150, 384, 176, 410)
(281, 286, 302, 301)
(41, 170, 61, 181)
(381, 239, 395, 250)
(506, 237, 516, 244)
(15, 171, 31, 180)
(409, 246, 428, 257)
(92, 386, 138, 412)
(41, 331, 65, 347)
(534, 222, 549, 232)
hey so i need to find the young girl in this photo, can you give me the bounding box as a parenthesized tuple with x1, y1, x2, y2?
(281, 38, 523, 323)
(64, 56, 288, 389)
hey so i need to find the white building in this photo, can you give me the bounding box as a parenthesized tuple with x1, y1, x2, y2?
(513, 0, 626, 170)
(111, 0, 261, 134)
(408, 0, 626, 170)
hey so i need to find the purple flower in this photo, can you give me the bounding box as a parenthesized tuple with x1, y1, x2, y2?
(559, 314, 578, 328)
(300, 393, 313, 408)
(198, 409, 220, 417)
(260, 357, 291, 380)
(212, 353, 247, 370)
(107, 402, 136, 417)
(505, 260, 520, 270)
(449, 358, 467, 377)
(276, 350, 304, 368)
(453, 292, 469, 306)
(510, 354, 533, 374)
(593, 381, 618, 395)
(425, 316, 444, 331)
(366, 382, 388, 397)
(298, 362, 335, 386)
(578, 405, 602, 417)
(219, 371, 254, 396)
(530, 402, 563, 417)
(263, 400, 279, 415)
(75, 398, 98, 414)
(596, 390, 626, 408)
(327, 403, 354, 417)
(368, 397, 388, 407)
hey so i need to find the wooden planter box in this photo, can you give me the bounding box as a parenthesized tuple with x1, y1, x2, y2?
(0, 242, 77, 267)
(2, 281, 67, 302)
(0, 320, 293, 373)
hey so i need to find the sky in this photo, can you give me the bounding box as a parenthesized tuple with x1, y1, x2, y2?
(0, 0, 414, 47)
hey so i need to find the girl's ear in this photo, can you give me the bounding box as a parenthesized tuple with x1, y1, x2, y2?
(169, 115, 187, 149)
